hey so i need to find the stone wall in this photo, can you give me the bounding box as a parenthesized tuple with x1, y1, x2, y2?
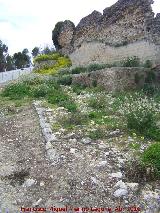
(52, 0, 160, 66)
(73, 0, 154, 49)
(70, 40, 160, 67)
(72, 67, 156, 92)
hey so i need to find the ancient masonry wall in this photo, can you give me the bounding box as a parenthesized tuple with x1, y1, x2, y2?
(54, 0, 160, 66)
(70, 40, 160, 67)
(72, 67, 160, 92)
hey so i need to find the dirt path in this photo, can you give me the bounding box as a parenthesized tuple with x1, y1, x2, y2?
(0, 103, 132, 212)
(0, 104, 54, 212)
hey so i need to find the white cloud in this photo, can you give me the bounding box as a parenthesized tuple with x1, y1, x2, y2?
(0, 0, 159, 55)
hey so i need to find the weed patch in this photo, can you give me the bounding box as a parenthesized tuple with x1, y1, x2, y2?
(141, 142, 160, 178)
(1, 83, 31, 100)
(60, 112, 89, 129)
(88, 128, 106, 140)
(88, 95, 106, 110)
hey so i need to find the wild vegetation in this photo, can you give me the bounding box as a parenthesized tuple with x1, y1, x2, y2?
(0, 51, 160, 185)
(1, 66, 160, 181)
(33, 53, 72, 75)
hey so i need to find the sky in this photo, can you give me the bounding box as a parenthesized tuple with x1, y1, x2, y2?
(0, 0, 159, 55)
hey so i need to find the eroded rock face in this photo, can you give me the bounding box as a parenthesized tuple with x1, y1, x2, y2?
(52, 20, 75, 54)
(52, 0, 160, 64)
(146, 13, 160, 44)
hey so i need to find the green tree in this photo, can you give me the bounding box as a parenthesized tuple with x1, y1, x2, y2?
(22, 48, 29, 55)
(0, 40, 8, 72)
(13, 52, 24, 69)
(32, 47, 40, 57)
(41, 46, 55, 55)
(42, 46, 51, 55)
(13, 49, 31, 69)
(6, 55, 15, 71)
(22, 48, 30, 67)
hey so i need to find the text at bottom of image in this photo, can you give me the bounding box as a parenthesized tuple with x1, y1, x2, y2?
(19, 206, 141, 212)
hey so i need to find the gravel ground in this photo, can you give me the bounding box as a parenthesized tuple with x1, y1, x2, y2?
(0, 101, 160, 213)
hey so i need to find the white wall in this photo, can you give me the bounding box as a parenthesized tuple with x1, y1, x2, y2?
(0, 68, 33, 84)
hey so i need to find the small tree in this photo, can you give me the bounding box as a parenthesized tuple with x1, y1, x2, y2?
(42, 46, 52, 55)
(32, 47, 40, 57)
(41, 46, 55, 55)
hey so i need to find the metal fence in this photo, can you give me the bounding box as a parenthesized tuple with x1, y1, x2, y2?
(0, 68, 33, 84)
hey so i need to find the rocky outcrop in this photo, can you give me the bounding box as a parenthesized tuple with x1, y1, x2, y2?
(146, 13, 160, 44)
(52, 20, 75, 54)
(52, 0, 160, 65)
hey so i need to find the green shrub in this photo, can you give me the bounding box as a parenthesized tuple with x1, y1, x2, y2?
(45, 79, 60, 90)
(34, 53, 60, 62)
(71, 66, 87, 74)
(145, 71, 156, 84)
(34, 54, 72, 75)
(122, 56, 140, 67)
(85, 86, 104, 93)
(22, 77, 44, 86)
(32, 86, 47, 98)
(126, 108, 160, 140)
(32, 84, 54, 98)
(59, 100, 77, 112)
(88, 128, 106, 140)
(118, 93, 160, 140)
(47, 91, 69, 105)
(47, 90, 77, 112)
(88, 111, 106, 120)
(92, 79, 98, 87)
(88, 111, 106, 125)
(141, 142, 160, 177)
(57, 75, 72, 85)
(61, 112, 89, 129)
(144, 127, 160, 141)
(58, 68, 71, 76)
(144, 60, 152, 68)
(126, 110, 156, 134)
(87, 63, 107, 72)
(88, 96, 106, 110)
(143, 83, 156, 96)
(2, 83, 31, 100)
(72, 84, 87, 95)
